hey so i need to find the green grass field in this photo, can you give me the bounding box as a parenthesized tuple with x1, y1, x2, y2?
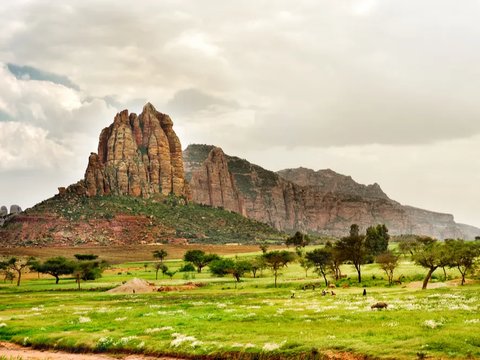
(0, 249, 479, 359)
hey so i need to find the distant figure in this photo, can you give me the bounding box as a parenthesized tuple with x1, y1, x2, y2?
(363, 288, 367, 296)
(331, 291, 336, 296)
(133, 289, 135, 294)
(291, 292, 295, 299)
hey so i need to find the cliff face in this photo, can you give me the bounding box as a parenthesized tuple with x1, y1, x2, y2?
(184, 144, 476, 239)
(83, 103, 189, 198)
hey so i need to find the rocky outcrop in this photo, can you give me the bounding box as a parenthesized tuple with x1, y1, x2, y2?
(0, 205, 22, 227)
(184, 144, 479, 239)
(9, 205, 22, 214)
(0, 206, 7, 217)
(82, 103, 189, 198)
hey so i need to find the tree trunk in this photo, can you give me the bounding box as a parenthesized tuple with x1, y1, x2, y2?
(55, 275, 59, 284)
(355, 264, 361, 283)
(422, 267, 437, 289)
(274, 270, 278, 288)
(321, 271, 328, 287)
(252, 269, 257, 278)
(458, 266, 466, 286)
(16, 270, 21, 286)
(442, 267, 447, 281)
(155, 269, 159, 280)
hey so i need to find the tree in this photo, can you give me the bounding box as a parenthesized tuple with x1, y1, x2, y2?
(73, 258, 108, 290)
(286, 231, 310, 248)
(153, 249, 168, 263)
(32, 257, 76, 284)
(250, 256, 266, 278)
(413, 240, 443, 290)
(335, 224, 366, 283)
(398, 237, 419, 258)
(184, 250, 219, 273)
(154, 263, 168, 280)
(376, 251, 399, 285)
(365, 224, 390, 257)
(210, 258, 252, 283)
(259, 242, 269, 254)
(306, 248, 332, 286)
(298, 256, 314, 278)
(325, 242, 343, 280)
(263, 251, 296, 288)
(446, 240, 480, 285)
(0, 257, 36, 286)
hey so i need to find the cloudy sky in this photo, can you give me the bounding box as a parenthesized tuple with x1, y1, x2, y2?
(1, 0, 479, 228)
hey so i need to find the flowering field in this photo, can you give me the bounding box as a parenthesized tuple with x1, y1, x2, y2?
(0, 258, 479, 359)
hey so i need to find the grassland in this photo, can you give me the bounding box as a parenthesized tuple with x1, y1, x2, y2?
(0, 247, 479, 359)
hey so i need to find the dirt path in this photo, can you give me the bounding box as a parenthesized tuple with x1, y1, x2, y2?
(0, 342, 182, 360)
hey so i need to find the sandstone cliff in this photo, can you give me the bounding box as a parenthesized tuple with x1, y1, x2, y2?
(184, 144, 478, 239)
(83, 103, 189, 198)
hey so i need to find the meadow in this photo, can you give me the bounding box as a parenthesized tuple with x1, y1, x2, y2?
(0, 247, 479, 360)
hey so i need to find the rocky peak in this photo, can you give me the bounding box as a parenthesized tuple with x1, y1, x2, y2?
(83, 103, 189, 198)
(277, 167, 390, 200)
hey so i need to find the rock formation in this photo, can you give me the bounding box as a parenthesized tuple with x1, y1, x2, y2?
(0, 206, 7, 217)
(9, 205, 22, 214)
(82, 103, 189, 198)
(184, 144, 479, 239)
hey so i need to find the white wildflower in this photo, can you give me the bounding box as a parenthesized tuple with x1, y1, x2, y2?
(115, 317, 127, 321)
(263, 342, 280, 351)
(423, 319, 443, 329)
(0, 323, 6, 327)
(464, 319, 480, 324)
(170, 333, 199, 347)
(78, 316, 91, 323)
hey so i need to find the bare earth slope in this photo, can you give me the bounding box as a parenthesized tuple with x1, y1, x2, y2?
(184, 144, 479, 239)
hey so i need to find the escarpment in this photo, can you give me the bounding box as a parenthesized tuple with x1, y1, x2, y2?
(183, 144, 477, 239)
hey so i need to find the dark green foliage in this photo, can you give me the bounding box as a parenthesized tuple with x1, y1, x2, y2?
(412, 240, 444, 289)
(73, 257, 108, 290)
(178, 263, 196, 272)
(184, 250, 220, 273)
(210, 258, 252, 282)
(335, 224, 366, 283)
(306, 248, 332, 286)
(365, 224, 390, 257)
(263, 250, 296, 287)
(152, 249, 168, 262)
(31, 257, 76, 284)
(286, 231, 310, 248)
(445, 239, 480, 285)
(74, 254, 98, 261)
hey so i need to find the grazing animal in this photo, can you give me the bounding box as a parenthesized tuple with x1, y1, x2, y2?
(371, 302, 388, 309)
(328, 284, 336, 289)
(363, 289, 367, 296)
(321, 289, 327, 296)
(331, 291, 336, 296)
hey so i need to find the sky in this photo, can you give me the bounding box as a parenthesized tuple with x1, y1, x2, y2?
(0, 0, 479, 228)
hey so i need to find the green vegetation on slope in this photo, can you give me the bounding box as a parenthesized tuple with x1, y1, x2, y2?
(11, 194, 284, 245)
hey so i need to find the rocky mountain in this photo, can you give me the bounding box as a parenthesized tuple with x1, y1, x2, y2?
(67, 103, 189, 198)
(1, 105, 478, 247)
(184, 145, 479, 239)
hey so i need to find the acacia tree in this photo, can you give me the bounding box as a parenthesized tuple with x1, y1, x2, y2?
(325, 242, 343, 280)
(153, 249, 168, 263)
(446, 239, 480, 285)
(376, 251, 399, 285)
(250, 256, 266, 278)
(73, 257, 108, 290)
(306, 248, 332, 286)
(0, 257, 36, 286)
(184, 250, 219, 273)
(32, 257, 76, 284)
(413, 240, 443, 290)
(263, 251, 296, 288)
(210, 258, 252, 284)
(335, 224, 366, 283)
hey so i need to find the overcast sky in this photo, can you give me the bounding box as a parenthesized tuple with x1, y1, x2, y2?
(1, 0, 479, 228)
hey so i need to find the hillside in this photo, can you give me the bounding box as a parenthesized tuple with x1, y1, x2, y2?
(0, 194, 284, 247)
